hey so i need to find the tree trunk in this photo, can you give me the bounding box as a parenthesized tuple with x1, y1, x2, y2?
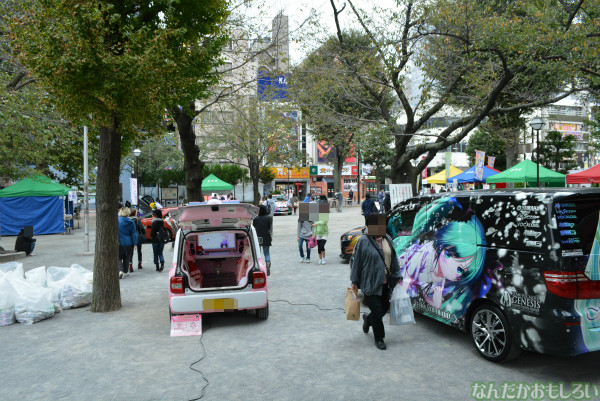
(173, 104, 205, 202)
(249, 157, 260, 205)
(333, 146, 344, 193)
(391, 156, 419, 194)
(90, 114, 122, 312)
(505, 143, 517, 169)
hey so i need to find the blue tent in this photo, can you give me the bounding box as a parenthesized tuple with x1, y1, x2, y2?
(0, 175, 70, 235)
(446, 165, 501, 183)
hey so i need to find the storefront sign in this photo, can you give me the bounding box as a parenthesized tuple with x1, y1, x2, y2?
(311, 165, 358, 176)
(272, 167, 310, 179)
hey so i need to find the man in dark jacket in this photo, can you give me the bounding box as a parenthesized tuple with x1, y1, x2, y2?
(150, 209, 166, 272)
(15, 229, 36, 256)
(253, 205, 273, 275)
(350, 215, 402, 350)
(383, 192, 391, 215)
(361, 193, 377, 225)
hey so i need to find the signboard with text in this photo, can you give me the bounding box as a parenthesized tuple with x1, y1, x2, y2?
(311, 165, 359, 176)
(389, 184, 413, 207)
(272, 167, 310, 179)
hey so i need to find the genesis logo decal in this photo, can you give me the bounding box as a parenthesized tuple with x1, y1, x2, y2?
(499, 290, 541, 314)
(500, 291, 512, 307)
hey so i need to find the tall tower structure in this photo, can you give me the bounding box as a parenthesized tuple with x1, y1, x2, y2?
(271, 13, 289, 73)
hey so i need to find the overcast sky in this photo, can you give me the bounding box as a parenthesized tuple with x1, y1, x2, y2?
(255, 0, 350, 65)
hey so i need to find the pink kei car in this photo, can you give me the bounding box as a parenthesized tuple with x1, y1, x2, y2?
(168, 203, 269, 320)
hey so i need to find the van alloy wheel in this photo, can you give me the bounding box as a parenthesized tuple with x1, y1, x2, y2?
(470, 304, 521, 362)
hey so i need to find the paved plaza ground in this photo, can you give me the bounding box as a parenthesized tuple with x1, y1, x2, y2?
(1, 204, 599, 401)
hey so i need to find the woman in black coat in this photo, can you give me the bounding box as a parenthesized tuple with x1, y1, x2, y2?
(15, 229, 36, 256)
(252, 205, 272, 276)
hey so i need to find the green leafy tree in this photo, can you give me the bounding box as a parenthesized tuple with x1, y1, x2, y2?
(535, 131, 577, 173)
(0, 1, 98, 185)
(122, 134, 185, 195)
(587, 111, 600, 163)
(10, 0, 227, 312)
(259, 167, 276, 188)
(291, 32, 392, 193)
(324, 0, 599, 193)
(356, 126, 395, 187)
(466, 131, 507, 170)
(204, 96, 300, 204)
(172, 7, 289, 202)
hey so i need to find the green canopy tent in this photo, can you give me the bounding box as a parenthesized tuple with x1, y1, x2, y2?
(0, 174, 72, 235)
(201, 174, 234, 192)
(486, 159, 566, 186)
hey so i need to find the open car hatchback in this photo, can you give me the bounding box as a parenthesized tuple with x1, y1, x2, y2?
(168, 203, 269, 320)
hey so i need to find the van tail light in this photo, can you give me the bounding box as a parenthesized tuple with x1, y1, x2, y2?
(252, 271, 266, 289)
(544, 271, 600, 299)
(170, 276, 184, 294)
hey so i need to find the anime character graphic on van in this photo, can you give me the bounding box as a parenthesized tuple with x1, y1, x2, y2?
(394, 197, 487, 320)
(575, 212, 600, 352)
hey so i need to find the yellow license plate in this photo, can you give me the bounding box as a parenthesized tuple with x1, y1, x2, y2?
(203, 298, 238, 311)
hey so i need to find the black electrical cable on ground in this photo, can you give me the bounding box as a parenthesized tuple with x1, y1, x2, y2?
(269, 298, 345, 312)
(188, 321, 211, 401)
(186, 298, 343, 400)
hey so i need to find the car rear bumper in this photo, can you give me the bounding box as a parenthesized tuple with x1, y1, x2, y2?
(170, 289, 268, 314)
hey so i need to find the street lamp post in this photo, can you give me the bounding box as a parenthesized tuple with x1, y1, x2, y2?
(529, 117, 545, 187)
(133, 148, 141, 205)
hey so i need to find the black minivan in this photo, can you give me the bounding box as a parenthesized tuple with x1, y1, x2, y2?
(387, 188, 600, 362)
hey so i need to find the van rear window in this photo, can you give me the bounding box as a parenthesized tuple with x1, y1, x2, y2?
(554, 199, 600, 257)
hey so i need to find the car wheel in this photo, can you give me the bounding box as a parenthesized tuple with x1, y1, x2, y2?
(470, 304, 521, 362)
(256, 303, 269, 320)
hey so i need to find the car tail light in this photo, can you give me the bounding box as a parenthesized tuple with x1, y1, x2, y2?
(253, 271, 266, 289)
(544, 271, 600, 299)
(170, 276, 184, 294)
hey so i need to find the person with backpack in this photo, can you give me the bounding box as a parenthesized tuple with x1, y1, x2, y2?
(150, 209, 166, 272)
(129, 209, 145, 271)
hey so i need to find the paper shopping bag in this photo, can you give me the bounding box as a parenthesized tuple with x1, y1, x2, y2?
(390, 285, 416, 325)
(345, 288, 360, 321)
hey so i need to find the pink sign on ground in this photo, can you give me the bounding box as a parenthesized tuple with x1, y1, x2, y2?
(170, 314, 202, 337)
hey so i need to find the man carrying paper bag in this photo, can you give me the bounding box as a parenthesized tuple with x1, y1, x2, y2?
(350, 215, 403, 351)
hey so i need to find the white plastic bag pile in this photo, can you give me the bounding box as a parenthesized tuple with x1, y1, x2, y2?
(47, 265, 93, 310)
(0, 263, 93, 326)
